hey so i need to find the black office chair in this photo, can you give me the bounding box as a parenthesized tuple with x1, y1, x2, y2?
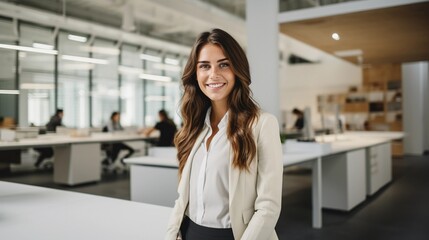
(101, 126, 113, 167)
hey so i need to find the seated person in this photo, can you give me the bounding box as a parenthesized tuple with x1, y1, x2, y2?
(34, 109, 64, 168)
(141, 109, 177, 147)
(292, 108, 305, 131)
(102, 112, 134, 166)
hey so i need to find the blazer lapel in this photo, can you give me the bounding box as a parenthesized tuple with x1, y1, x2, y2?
(229, 147, 240, 206)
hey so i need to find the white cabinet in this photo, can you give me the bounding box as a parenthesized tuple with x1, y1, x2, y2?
(366, 142, 392, 195)
(322, 149, 366, 211)
(130, 164, 178, 207)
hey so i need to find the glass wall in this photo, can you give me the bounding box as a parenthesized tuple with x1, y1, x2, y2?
(120, 44, 144, 127)
(0, 19, 18, 122)
(91, 38, 119, 127)
(142, 49, 164, 127)
(0, 20, 183, 129)
(58, 31, 90, 128)
(162, 53, 182, 126)
(19, 23, 55, 127)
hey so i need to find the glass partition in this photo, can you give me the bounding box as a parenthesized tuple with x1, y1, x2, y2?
(120, 44, 143, 127)
(0, 19, 18, 123)
(58, 31, 90, 128)
(91, 38, 119, 127)
(19, 23, 55, 127)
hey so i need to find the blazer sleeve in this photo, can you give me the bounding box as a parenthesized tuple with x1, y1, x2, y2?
(164, 196, 183, 240)
(241, 114, 283, 240)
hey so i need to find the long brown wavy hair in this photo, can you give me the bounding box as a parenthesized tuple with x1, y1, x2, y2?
(175, 28, 260, 176)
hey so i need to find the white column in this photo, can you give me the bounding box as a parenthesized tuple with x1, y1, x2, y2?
(246, 0, 280, 119)
(402, 62, 428, 155)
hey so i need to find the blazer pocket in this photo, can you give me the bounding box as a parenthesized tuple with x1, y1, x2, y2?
(242, 208, 255, 224)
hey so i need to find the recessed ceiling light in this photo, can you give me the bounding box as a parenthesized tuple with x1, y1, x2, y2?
(332, 33, 340, 41)
(68, 34, 87, 43)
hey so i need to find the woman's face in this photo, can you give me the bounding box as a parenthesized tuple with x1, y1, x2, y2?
(196, 44, 235, 107)
(113, 114, 120, 122)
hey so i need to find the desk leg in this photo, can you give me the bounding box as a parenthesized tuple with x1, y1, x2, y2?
(54, 143, 101, 186)
(312, 157, 322, 228)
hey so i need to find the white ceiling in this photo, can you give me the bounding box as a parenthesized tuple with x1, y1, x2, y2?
(0, 0, 247, 46)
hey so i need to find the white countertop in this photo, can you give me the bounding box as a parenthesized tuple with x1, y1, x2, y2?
(125, 131, 404, 169)
(343, 131, 405, 140)
(0, 181, 171, 240)
(125, 156, 178, 168)
(0, 133, 153, 150)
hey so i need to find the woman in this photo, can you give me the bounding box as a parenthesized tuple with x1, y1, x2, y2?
(103, 112, 134, 166)
(166, 29, 283, 240)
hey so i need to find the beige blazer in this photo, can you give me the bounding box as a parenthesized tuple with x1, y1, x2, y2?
(165, 112, 283, 240)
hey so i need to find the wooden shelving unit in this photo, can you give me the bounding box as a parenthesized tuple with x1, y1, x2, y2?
(317, 63, 403, 156)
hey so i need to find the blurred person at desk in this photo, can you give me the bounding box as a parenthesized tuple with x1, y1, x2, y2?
(291, 108, 305, 131)
(140, 109, 177, 147)
(102, 111, 134, 166)
(0, 116, 21, 173)
(34, 109, 64, 169)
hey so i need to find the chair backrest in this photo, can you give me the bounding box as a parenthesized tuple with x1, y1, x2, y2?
(102, 126, 108, 132)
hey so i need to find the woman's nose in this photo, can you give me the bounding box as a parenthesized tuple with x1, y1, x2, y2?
(209, 67, 220, 79)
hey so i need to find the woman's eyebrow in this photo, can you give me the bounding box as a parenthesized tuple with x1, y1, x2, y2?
(197, 58, 229, 64)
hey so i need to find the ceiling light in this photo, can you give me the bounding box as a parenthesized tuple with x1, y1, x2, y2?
(0, 90, 20, 95)
(67, 34, 88, 43)
(139, 73, 172, 82)
(32, 42, 54, 50)
(61, 55, 109, 65)
(20, 83, 55, 90)
(152, 63, 181, 72)
(332, 33, 340, 41)
(118, 65, 143, 75)
(80, 46, 120, 55)
(165, 57, 180, 65)
(145, 96, 172, 101)
(334, 49, 363, 57)
(140, 54, 162, 62)
(0, 43, 58, 55)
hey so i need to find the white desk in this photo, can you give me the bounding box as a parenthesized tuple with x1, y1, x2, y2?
(125, 131, 404, 229)
(0, 181, 171, 240)
(0, 133, 153, 186)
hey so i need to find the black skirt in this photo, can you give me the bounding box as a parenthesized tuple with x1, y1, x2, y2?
(180, 216, 235, 240)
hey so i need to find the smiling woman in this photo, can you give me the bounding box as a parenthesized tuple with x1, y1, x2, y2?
(165, 28, 283, 240)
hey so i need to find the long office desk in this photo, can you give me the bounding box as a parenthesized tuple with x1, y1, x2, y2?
(0, 133, 153, 186)
(125, 131, 404, 229)
(0, 181, 171, 240)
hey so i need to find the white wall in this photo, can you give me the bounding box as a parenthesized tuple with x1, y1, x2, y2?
(278, 35, 362, 128)
(402, 61, 428, 155)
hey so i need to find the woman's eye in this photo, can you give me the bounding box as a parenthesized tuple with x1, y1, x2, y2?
(199, 64, 210, 70)
(219, 62, 230, 68)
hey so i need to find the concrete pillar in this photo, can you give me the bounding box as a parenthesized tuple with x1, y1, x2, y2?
(246, 0, 280, 119)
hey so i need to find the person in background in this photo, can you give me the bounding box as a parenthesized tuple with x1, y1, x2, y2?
(102, 112, 134, 166)
(165, 29, 282, 240)
(46, 109, 64, 132)
(34, 109, 64, 168)
(292, 108, 305, 131)
(142, 109, 177, 147)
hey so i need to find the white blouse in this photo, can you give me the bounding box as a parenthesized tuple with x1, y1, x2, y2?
(186, 109, 231, 228)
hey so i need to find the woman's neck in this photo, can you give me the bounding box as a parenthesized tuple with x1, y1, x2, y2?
(210, 101, 228, 126)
